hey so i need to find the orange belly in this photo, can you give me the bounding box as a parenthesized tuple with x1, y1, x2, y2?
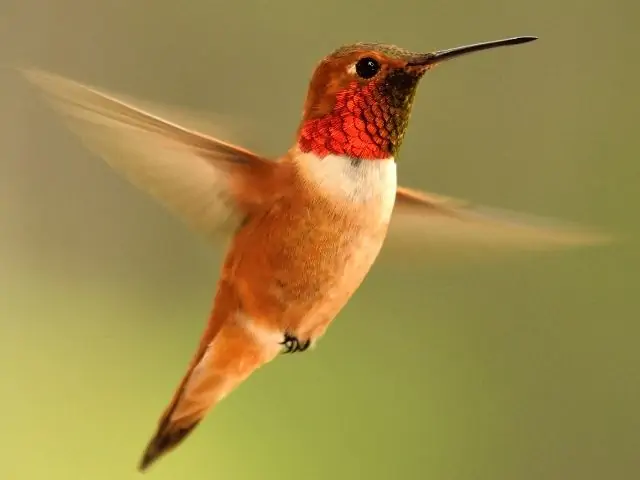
(220, 173, 391, 341)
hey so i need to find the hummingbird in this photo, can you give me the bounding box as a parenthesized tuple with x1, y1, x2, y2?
(21, 35, 608, 472)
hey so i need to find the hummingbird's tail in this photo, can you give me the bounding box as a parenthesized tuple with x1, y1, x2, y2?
(138, 316, 280, 472)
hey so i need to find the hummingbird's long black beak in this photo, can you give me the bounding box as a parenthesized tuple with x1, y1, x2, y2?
(407, 36, 537, 67)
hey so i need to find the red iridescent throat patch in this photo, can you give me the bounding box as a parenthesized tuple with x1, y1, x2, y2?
(298, 80, 411, 160)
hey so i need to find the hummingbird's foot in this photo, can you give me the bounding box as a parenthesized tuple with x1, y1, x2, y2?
(280, 333, 311, 354)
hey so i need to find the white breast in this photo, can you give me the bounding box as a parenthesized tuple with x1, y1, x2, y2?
(296, 151, 398, 222)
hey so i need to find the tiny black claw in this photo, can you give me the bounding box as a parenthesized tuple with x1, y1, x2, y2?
(280, 333, 311, 354)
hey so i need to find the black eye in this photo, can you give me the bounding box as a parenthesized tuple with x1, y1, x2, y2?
(355, 57, 381, 79)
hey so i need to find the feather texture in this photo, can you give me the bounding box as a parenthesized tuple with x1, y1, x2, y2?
(383, 186, 611, 262)
(21, 68, 274, 241)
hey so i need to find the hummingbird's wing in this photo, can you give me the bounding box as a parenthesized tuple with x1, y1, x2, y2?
(382, 186, 611, 263)
(21, 68, 277, 241)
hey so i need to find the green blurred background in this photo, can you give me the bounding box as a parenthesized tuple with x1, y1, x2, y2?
(1, 1, 638, 479)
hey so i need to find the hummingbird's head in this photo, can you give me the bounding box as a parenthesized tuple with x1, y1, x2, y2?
(297, 36, 536, 161)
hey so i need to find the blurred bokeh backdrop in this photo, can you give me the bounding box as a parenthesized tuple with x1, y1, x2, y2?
(1, 1, 638, 479)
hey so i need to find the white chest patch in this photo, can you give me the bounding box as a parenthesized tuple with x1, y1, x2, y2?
(297, 151, 397, 221)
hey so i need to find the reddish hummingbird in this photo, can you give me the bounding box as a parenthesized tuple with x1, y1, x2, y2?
(22, 35, 607, 472)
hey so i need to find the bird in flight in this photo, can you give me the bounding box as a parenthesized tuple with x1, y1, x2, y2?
(21, 35, 608, 472)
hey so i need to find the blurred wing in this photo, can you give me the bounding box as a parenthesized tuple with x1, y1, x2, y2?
(21, 68, 275, 242)
(382, 186, 611, 263)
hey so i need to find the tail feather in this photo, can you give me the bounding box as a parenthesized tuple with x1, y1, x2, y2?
(138, 383, 202, 472)
(139, 422, 200, 472)
(137, 318, 281, 472)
